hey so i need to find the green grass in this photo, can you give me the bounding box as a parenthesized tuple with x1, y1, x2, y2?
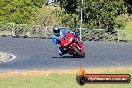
(116, 14, 132, 41)
(125, 21, 132, 30)
(122, 19, 132, 41)
(0, 69, 132, 88)
(122, 30, 132, 41)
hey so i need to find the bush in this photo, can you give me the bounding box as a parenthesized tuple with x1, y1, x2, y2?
(0, 0, 45, 24)
(82, 0, 127, 30)
(34, 6, 80, 29)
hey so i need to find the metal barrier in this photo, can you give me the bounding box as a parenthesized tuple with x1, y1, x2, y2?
(0, 23, 53, 38)
(75, 28, 132, 42)
(0, 22, 132, 42)
(117, 30, 132, 42)
(0, 23, 14, 36)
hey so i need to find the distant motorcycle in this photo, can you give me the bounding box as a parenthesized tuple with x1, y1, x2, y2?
(60, 32, 85, 58)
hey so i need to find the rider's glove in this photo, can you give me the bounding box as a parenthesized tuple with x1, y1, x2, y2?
(57, 44, 61, 47)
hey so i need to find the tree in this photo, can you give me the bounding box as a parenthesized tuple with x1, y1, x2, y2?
(31, 0, 46, 7)
(34, 7, 80, 29)
(57, 0, 126, 30)
(57, 0, 78, 13)
(82, 0, 126, 30)
(0, 0, 45, 24)
(125, 0, 132, 14)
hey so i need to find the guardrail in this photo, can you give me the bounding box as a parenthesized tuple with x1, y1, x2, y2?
(75, 28, 132, 42)
(0, 23, 53, 38)
(0, 22, 132, 42)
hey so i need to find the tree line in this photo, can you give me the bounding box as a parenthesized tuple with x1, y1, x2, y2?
(0, 0, 132, 30)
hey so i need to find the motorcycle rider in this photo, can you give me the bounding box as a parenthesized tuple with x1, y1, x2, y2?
(52, 24, 78, 56)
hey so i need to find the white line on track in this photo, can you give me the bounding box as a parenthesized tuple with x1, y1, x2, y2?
(0, 53, 16, 63)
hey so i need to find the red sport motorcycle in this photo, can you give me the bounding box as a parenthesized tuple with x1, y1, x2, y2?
(60, 32, 85, 58)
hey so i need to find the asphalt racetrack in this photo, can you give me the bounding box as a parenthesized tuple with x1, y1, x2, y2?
(0, 37, 132, 70)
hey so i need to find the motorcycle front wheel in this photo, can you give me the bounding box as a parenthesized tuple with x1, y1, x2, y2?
(72, 46, 85, 58)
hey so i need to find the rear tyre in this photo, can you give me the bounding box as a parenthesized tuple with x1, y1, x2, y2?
(72, 46, 85, 58)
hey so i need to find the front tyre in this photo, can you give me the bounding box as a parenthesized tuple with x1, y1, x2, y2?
(72, 46, 85, 58)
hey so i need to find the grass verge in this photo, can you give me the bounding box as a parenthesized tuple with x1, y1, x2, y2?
(0, 31, 11, 36)
(123, 15, 132, 41)
(0, 67, 132, 88)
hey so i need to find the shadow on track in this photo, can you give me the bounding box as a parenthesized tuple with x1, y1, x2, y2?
(52, 55, 83, 58)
